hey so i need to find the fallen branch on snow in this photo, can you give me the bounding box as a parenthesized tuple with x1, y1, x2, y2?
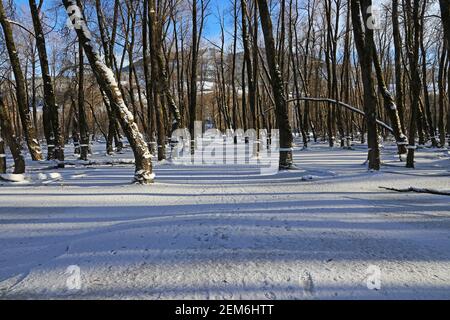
(28, 160, 136, 171)
(380, 186, 450, 196)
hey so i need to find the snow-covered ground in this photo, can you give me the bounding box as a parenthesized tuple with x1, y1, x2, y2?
(0, 140, 449, 300)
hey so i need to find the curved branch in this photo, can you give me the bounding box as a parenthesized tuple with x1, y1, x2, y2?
(6, 19, 36, 38)
(287, 97, 394, 134)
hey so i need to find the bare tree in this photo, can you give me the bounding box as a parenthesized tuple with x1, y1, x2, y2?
(78, 42, 89, 161)
(0, 92, 25, 174)
(392, 0, 407, 132)
(0, 0, 43, 161)
(351, 0, 380, 170)
(404, 0, 423, 168)
(440, 0, 450, 50)
(257, 0, 294, 169)
(0, 127, 4, 173)
(188, 0, 208, 154)
(28, 0, 64, 164)
(63, 0, 154, 184)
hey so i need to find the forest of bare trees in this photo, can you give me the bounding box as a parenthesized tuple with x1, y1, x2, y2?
(2, 0, 450, 303)
(0, 0, 449, 182)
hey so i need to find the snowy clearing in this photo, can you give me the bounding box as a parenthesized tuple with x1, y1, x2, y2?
(0, 141, 449, 300)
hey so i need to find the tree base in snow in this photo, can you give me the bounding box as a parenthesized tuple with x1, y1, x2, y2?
(133, 171, 155, 185)
(0, 174, 26, 183)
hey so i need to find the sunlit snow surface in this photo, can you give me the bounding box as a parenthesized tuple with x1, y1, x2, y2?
(0, 140, 449, 300)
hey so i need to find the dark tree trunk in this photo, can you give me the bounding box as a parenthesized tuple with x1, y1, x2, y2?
(142, 0, 156, 151)
(419, 1, 438, 147)
(437, 43, 447, 147)
(351, 0, 381, 170)
(392, 0, 407, 132)
(0, 0, 43, 161)
(71, 98, 81, 155)
(231, 0, 238, 133)
(189, 0, 199, 154)
(0, 129, 5, 174)
(149, 1, 182, 155)
(405, 0, 423, 168)
(149, 0, 167, 161)
(78, 43, 89, 161)
(439, 0, 450, 148)
(0, 93, 25, 174)
(95, 0, 120, 155)
(288, 0, 308, 148)
(440, 0, 450, 50)
(241, 0, 257, 131)
(29, 0, 64, 164)
(257, 0, 294, 169)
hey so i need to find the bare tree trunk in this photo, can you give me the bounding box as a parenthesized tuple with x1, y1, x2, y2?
(71, 97, 81, 155)
(351, 0, 381, 170)
(241, 0, 257, 131)
(392, 0, 407, 132)
(0, 93, 25, 174)
(78, 42, 89, 161)
(439, 0, 450, 148)
(419, 1, 438, 147)
(440, 0, 450, 50)
(0, 0, 43, 161)
(0, 129, 5, 174)
(150, 1, 182, 133)
(341, 4, 353, 148)
(288, 0, 308, 147)
(149, 0, 167, 161)
(95, 0, 120, 154)
(405, 0, 423, 168)
(189, 0, 199, 154)
(142, 0, 156, 152)
(232, 0, 238, 133)
(29, 0, 64, 164)
(437, 42, 447, 147)
(372, 45, 408, 155)
(257, 0, 294, 169)
(63, 0, 154, 184)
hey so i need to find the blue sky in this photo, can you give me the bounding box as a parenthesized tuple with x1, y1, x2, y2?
(14, 0, 228, 39)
